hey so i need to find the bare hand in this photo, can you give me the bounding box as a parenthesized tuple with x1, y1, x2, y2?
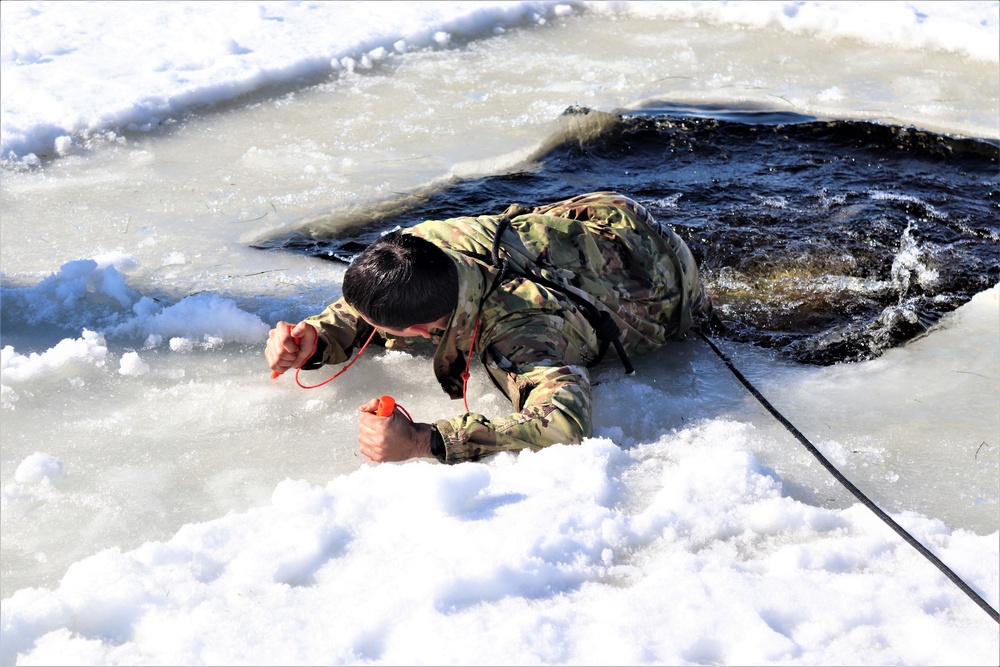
(266, 321, 318, 374)
(358, 398, 433, 462)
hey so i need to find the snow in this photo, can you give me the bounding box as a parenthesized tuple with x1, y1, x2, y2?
(2, 2, 996, 163)
(3, 432, 997, 665)
(12, 453, 63, 484)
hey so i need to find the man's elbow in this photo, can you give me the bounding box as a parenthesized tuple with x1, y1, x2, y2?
(538, 401, 591, 446)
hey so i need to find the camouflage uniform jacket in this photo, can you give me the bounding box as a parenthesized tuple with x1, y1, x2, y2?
(304, 192, 707, 463)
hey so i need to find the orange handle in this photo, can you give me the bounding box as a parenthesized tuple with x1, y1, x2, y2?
(271, 336, 302, 378)
(375, 395, 395, 417)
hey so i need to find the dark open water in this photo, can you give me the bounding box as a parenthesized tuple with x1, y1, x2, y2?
(257, 105, 999, 365)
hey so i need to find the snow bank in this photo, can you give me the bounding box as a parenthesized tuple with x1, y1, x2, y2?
(2, 429, 996, 665)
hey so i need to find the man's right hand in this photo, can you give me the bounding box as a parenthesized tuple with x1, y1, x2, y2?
(266, 321, 318, 375)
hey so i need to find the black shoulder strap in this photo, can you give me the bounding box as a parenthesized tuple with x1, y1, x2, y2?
(481, 216, 635, 375)
(475, 216, 511, 311)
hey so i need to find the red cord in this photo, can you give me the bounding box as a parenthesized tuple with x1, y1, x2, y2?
(275, 328, 418, 423)
(284, 319, 477, 417)
(462, 317, 481, 414)
(295, 327, 379, 389)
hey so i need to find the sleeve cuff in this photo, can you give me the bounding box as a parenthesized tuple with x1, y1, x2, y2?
(429, 425, 446, 462)
(301, 336, 328, 370)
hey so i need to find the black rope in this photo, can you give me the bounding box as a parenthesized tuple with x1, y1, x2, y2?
(696, 329, 1000, 625)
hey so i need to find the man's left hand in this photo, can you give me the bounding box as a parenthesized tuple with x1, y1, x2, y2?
(358, 398, 434, 462)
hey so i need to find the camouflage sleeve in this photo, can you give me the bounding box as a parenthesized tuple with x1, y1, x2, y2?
(302, 297, 374, 367)
(434, 316, 596, 463)
(434, 363, 592, 463)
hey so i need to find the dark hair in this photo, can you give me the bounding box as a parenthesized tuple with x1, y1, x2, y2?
(342, 231, 458, 329)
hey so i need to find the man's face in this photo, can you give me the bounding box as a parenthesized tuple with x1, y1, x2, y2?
(360, 315, 433, 340)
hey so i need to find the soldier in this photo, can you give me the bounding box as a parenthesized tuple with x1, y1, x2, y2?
(265, 192, 711, 464)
